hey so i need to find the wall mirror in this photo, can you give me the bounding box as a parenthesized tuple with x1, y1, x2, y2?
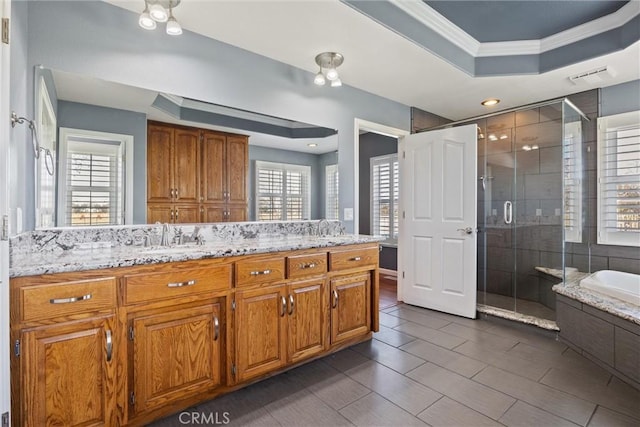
(33, 66, 339, 229)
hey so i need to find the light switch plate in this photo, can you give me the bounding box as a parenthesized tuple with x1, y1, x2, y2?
(344, 208, 354, 221)
(555, 208, 561, 216)
(536, 208, 542, 216)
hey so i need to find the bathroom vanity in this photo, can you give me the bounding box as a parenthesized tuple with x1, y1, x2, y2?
(8, 222, 380, 426)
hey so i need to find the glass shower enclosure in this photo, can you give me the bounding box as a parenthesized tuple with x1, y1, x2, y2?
(455, 99, 588, 322)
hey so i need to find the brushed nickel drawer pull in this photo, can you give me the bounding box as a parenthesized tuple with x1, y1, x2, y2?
(281, 296, 287, 317)
(350, 256, 362, 261)
(49, 294, 92, 304)
(105, 330, 113, 362)
(167, 279, 196, 288)
(213, 316, 219, 341)
(300, 263, 316, 269)
(250, 269, 271, 276)
(289, 294, 294, 315)
(332, 290, 338, 308)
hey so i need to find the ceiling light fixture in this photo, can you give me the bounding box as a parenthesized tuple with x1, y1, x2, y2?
(481, 98, 500, 107)
(314, 52, 344, 87)
(139, 0, 182, 35)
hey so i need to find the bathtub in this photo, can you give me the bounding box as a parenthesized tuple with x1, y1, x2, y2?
(580, 270, 640, 306)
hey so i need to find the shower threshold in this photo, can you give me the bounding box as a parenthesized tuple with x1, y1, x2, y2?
(477, 304, 559, 331)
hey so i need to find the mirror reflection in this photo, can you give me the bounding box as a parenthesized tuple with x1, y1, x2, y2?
(34, 67, 339, 229)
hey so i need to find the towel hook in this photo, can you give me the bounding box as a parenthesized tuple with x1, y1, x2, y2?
(11, 111, 54, 176)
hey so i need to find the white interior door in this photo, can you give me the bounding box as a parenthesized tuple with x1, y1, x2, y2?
(0, 0, 10, 421)
(399, 124, 477, 318)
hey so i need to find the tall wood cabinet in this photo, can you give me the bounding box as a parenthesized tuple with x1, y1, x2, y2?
(147, 122, 248, 223)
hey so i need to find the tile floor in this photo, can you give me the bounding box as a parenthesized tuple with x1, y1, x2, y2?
(152, 303, 640, 426)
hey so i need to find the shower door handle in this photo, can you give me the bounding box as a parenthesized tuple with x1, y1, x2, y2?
(503, 201, 513, 224)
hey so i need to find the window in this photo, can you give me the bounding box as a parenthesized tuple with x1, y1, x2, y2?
(371, 153, 399, 241)
(597, 111, 640, 247)
(255, 161, 310, 221)
(57, 128, 133, 227)
(563, 119, 583, 243)
(325, 164, 339, 220)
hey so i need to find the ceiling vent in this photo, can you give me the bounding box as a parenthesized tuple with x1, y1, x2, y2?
(569, 66, 616, 85)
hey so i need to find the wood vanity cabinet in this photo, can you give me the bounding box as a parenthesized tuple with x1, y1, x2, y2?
(122, 262, 231, 423)
(10, 275, 118, 427)
(11, 243, 378, 426)
(147, 122, 248, 223)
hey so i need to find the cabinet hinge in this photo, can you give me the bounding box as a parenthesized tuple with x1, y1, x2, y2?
(1, 412, 9, 427)
(402, 271, 405, 279)
(129, 392, 135, 406)
(128, 326, 135, 341)
(1, 18, 9, 45)
(231, 300, 236, 311)
(13, 340, 20, 357)
(231, 364, 236, 376)
(1, 215, 8, 241)
(402, 211, 405, 219)
(402, 151, 405, 159)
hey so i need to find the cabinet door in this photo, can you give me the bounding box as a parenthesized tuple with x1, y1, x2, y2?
(147, 204, 174, 224)
(21, 315, 116, 427)
(330, 273, 371, 345)
(235, 285, 287, 382)
(227, 204, 247, 222)
(173, 128, 200, 203)
(174, 204, 200, 224)
(131, 303, 223, 415)
(287, 279, 326, 363)
(226, 136, 248, 204)
(147, 125, 173, 203)
(201, 132, 226, 204)
(201, 204, 225, 223)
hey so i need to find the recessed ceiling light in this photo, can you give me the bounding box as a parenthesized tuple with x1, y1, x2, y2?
(481, 98, 500, 107)
(307, 143, 318, 147)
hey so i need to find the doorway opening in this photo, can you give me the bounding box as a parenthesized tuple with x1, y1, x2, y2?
(353, 119, 408, 309)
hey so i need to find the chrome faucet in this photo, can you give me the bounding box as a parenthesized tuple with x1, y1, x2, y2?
(160, 223, 171, 246)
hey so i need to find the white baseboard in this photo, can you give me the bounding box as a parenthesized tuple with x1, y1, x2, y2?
(379, 268, 397, 277)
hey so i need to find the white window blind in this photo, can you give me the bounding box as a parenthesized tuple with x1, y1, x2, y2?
(256, 161, 310, 221)
(597, 111, 640, 247)
(371, 154, 399, 240)
(563, 120, 583, 243)
(325, 164, 339, 220)
(63, 138, 124, 226)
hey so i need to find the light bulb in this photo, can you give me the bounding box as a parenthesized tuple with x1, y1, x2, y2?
(139, 11, 156, 30)
(331, 78, 342, 87)
(149, 3, 168, 22)
(325, 68, 339, 81)
(523, 145, 532, 151)
(531, 144, 539, 150)
(314, 71, 326, 86)
(166, 17, 182, 35)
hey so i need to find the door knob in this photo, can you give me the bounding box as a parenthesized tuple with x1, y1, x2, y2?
(457, 227, 474, 235)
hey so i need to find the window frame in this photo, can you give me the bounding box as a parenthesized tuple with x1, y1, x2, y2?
(325, 163, 339, 220)
(370, 153, 399, 243)
(57, 128, 133, 227)
(255, 160, 311, 221)
(597, 111, 640, 247)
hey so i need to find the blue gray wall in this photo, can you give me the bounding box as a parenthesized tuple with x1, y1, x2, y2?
(600, 80, 640, 116)
(10, 0, 410, 232)
(56, 101, 148, 224)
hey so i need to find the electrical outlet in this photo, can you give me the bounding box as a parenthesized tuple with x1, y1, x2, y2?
(555, 208, 561, 216)
(492, 209, 497, 216)
(2, 412, 9, 427)
(536, 208, 542, 216)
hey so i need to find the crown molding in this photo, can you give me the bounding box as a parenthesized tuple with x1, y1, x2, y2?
(391, 0, 640, 58)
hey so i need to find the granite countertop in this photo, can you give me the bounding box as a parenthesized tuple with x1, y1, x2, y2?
(553, 275, 640, 326)
(10, 233, 382, 277)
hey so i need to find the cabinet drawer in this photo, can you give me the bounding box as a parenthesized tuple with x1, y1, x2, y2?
(235, 257, 285, 287)
(287, 252, 327, 279)
(124, 265, 231, 305)
(20, 278, 116, 322)
(329, 246, 379, 272)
